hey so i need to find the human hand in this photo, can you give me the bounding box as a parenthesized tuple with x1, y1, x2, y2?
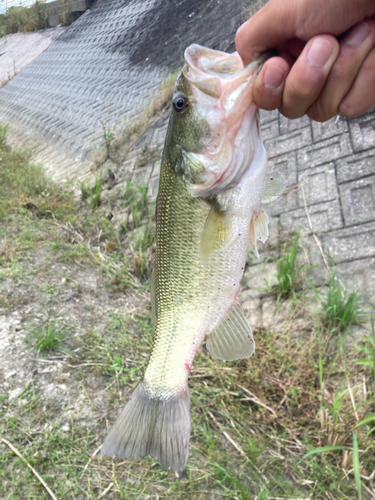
(235, 0, 375, 121)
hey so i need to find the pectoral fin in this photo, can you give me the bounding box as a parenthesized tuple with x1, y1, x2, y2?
(262, 177, 286, 203)
(254, 209, 269, 243)
(247, 209, 269, 259)
(200, 203, 232, 260)
(206, 302, 255, 361)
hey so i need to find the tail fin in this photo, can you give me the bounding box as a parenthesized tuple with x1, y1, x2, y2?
(101, 382, 190, 472)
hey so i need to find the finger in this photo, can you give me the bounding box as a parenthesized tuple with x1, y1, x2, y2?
(339, 46, 375, 117)
(252, 57, 290, 111)
(235, 0, 375, 66)
(308, 20, 375, 121)
(279, 35, 340, 119)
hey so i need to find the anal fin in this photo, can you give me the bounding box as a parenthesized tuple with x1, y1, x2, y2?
(206, 303, 255, 361)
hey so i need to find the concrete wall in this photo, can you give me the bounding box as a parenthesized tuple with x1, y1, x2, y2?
(47, 0, 92, 28)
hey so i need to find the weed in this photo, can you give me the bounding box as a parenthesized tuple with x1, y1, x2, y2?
(311, 265, 364, 331)
(80, 172, 103, 209)
(356, 318, 375, 389)
(0, 124, 8, 144)
(135, 143, 159, 168)
(31, 320, 67, 353)
(0, 1, 48, 35)
(29, 289, 68, 353)
(266, 231, 309, 312)
(0, 127, 75, 219)
(100, 120, 115, 159)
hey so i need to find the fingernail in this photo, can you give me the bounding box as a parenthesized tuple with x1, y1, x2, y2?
(306, 38, 333, 68)
(346, 21, 370, 47)
(263, 64, 284, 90)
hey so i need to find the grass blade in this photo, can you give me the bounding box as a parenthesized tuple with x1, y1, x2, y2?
(299, 445, 349, 464)
(352, 431, 362, 500)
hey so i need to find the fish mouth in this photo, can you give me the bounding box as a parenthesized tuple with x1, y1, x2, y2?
(182, 44, 270, 196)
(184, 44, 272, 105)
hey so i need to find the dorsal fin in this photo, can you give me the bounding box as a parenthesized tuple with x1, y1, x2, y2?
(206, 302, 255, 361)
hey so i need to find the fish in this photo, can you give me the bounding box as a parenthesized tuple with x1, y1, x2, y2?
(101, 44, 285, 472)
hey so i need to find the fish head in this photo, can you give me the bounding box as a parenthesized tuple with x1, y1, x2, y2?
(169, 44, 267, 196)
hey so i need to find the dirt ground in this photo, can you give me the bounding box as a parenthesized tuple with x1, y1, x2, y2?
(1, 132, 374, 499)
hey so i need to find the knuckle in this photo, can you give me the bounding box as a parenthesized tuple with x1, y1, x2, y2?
(307, 101, 336, 123)
(338, 99, 360, 118)
(253, 81, 282, 111)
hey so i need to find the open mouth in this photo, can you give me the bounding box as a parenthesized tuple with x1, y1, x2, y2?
(180, 44, 266, 197)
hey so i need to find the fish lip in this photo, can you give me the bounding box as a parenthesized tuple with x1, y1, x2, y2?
(180, 44, 273, 197)
(183, 44, 274, 97)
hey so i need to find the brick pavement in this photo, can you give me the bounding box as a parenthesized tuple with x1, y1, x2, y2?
(121, 106, 375, 310)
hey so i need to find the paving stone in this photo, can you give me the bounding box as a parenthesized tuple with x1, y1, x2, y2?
(267, 151, 298, 187)
(280, 199, 343, 234)
(336, 150, 375, 184)
(298, 234, 329, 288)
(297, 133, 353, 171)
(323, 222, 375, 264)
(266, 151, 298, 216)
(339, 175, 375, 226)
(298, 162, 338, 206)
(148, 177, 159, 200)
(279, 114, 311, 135)
(264, 126, 312, 158)
(260, 119, 279, 142)
(348, 110, 375, 152)
(335, 258, 375, 311)
(311, 116, 348, 142)
(132, 165, 153, 185)
(241, 262, 278, 299)
(259, 109, 279, 123)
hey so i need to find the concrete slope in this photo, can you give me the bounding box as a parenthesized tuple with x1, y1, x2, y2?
(0, 28, 66, 87)
(0, 0, 244, 179)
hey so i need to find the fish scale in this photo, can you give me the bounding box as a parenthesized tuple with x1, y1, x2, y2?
(102, 44, 284, 472)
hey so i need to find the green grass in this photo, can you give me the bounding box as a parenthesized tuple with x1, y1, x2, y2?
(311, 265, 365, 331)
(0, 124, 75, 219)
(0, 1, 48, 35)
(80, 171, 103, 209)
(1, 124, 375, 499)
(266, 231, 311, 312)
(31, 320, 67, 353)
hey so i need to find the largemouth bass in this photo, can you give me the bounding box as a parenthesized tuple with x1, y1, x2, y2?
(102, 44, 284, 472)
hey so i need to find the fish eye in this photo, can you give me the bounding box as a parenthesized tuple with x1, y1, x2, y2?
(172, 93, 188, 114)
